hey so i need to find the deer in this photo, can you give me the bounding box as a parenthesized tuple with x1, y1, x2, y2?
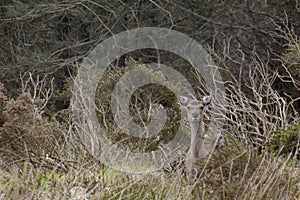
(178, 95, 223, 185)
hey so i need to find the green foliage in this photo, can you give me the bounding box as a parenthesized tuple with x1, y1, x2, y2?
(36, 171, 61, 187)
(269, 121, 300, 157)
(4, 3, 28, 18)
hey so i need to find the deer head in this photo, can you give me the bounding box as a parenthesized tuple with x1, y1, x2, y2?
(178, 95, 211, 123)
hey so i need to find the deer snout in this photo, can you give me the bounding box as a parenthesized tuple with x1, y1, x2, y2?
(192, 112, 199, 118)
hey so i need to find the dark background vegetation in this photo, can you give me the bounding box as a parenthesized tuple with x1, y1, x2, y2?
(0, 0, 299, 111)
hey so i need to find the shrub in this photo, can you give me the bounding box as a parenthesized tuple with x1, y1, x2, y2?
(95, 58, 183, 152)
(269, 121, 300, 158)
(0, 90, 62, 168)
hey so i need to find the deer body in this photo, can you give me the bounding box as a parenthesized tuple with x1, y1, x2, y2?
(185, 117, 204, 185)
(179, 95, 211, 185)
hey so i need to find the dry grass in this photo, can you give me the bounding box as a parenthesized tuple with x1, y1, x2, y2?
(0, 142, 300, 199)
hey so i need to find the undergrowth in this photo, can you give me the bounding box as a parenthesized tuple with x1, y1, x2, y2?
(0, 86, 299, 199)
(0, 55, 300, 199)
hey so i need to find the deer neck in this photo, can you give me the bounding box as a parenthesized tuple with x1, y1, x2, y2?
(189, 118, 203, 158)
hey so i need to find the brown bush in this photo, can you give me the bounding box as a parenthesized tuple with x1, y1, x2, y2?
(0, 90, 62, 167)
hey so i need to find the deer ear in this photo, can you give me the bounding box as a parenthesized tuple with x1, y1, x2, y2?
(202, 95, 211, 106)
(178, 95, 189, 106)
